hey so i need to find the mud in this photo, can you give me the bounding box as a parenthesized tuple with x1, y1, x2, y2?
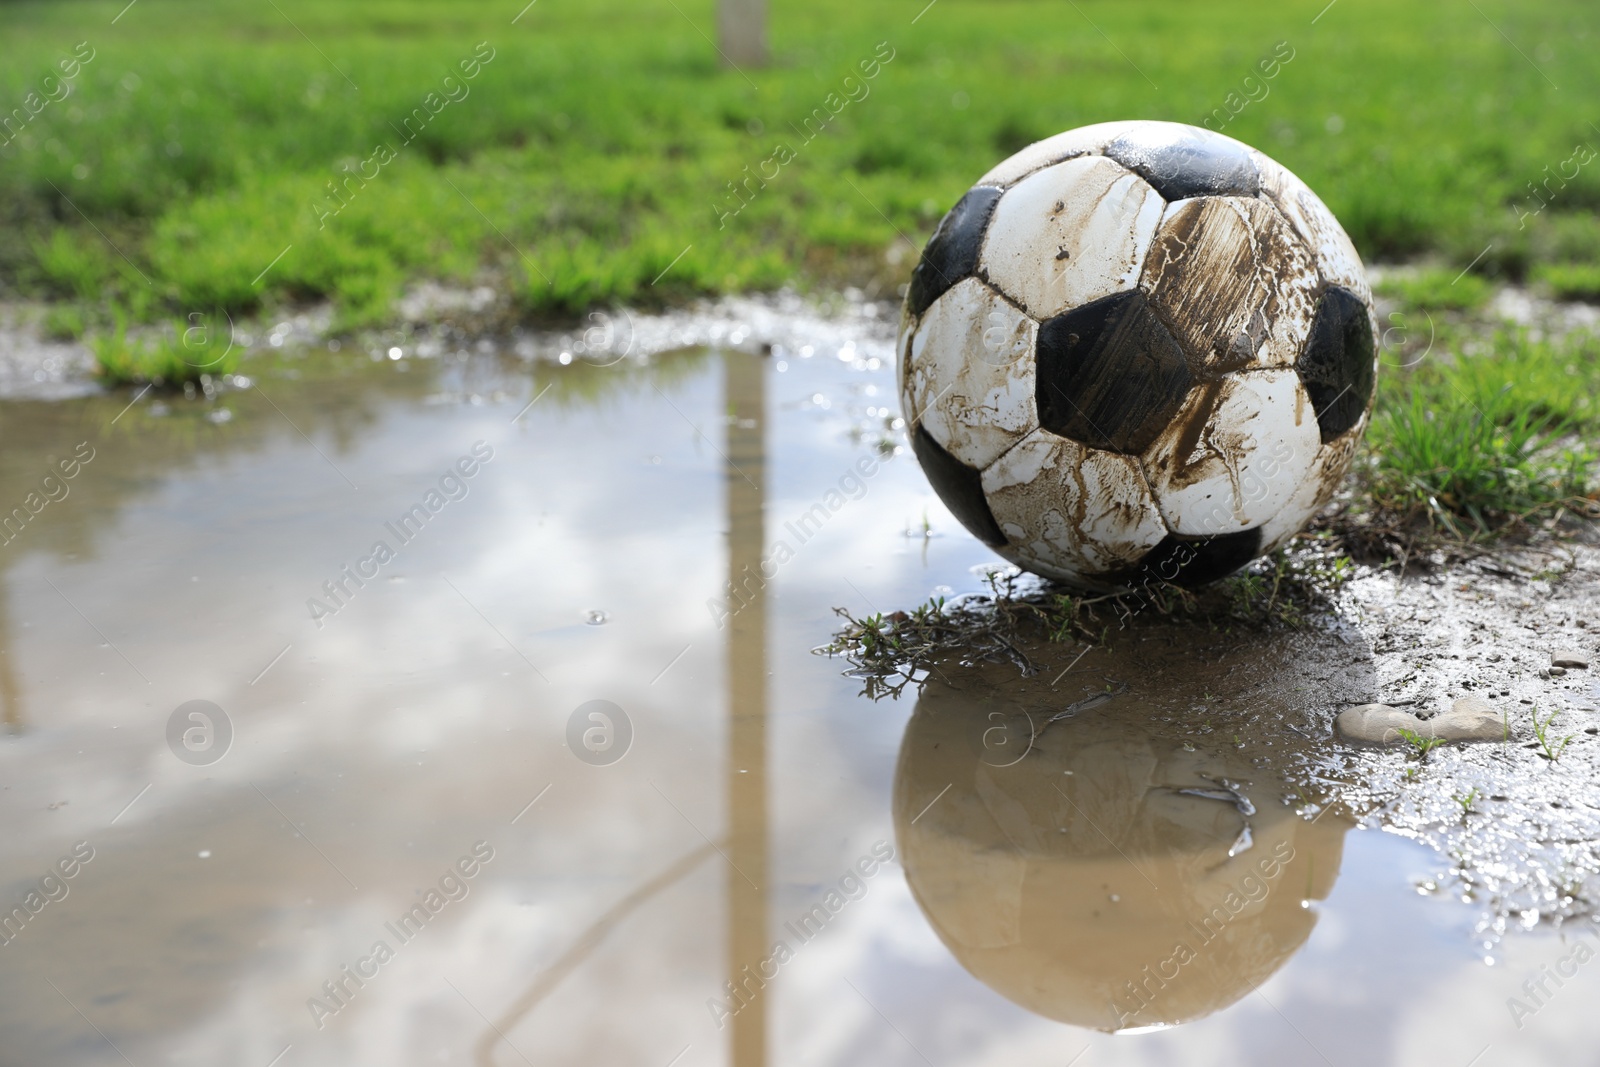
(1330, 535, 1600, 944)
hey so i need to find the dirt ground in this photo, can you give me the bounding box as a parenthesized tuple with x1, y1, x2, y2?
(1324, 531, 1600, 943)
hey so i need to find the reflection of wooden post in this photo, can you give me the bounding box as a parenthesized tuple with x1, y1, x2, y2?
(0, 594, 19, 733)
(725, 351, 768, 1067)
(717, 0, 767, 68)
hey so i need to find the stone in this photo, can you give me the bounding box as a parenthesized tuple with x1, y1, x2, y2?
(1552, 650, 1591, 669)
(1550, 666, 1568, 677)
(1335, 704, 1425, 743)
(1335, 698, 1506, 744)
(1441, 695, 1506, 740)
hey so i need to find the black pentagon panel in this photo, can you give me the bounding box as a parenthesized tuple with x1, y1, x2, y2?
(909, 424, 1006, 548)
(1104, 127, 1260, 201)
(1035, 290, 1194, 455)
(1130, 528, 1264, 589)
(1296, 286, 1375, 442)
(905, 185, 1003, 319)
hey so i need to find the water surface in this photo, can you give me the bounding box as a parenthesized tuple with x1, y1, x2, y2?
(0, 335, 1593, 1067)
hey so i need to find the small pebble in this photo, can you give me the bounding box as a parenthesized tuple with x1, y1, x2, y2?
(1552, 650, 1591, 669)
(1550, 666, 1568, 677)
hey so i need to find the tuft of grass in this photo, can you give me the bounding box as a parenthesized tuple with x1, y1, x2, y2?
(1534, 263, 1600, 303)
(1363, 328, 1599, 540)
(1374, 268, 1492, 312)
(1530, 705, 1575, 761)
(40, 303, 87, 341)
(1396, 726, 1446, 760)
(816, 579, 1095, 699)
(819, 544, 1353, 697)
(1454, 787, 1480, 815)
(1224, 544, 1353, 626)
(89, 311, 240, 387)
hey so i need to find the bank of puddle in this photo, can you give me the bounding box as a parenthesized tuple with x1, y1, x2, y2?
(0, 328, 1594, 1066)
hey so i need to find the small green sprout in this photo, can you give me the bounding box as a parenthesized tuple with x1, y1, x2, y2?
(1530, 706, 1575, 761)
(1396, 726, 1446, 760)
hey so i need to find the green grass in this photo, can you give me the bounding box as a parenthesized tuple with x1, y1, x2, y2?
(1531, 705, 1575, 761)
(2, 0, 1599, 328)
(1396, 726, 1446, 759)
(88, 311, 240, 386)
(1363, 328, 1600, 539)
(1535, 262, 1600, 301)
(39, 302, 86, 341)
(822, 544, 1354, 695)
(1374, 267, 1493, 312)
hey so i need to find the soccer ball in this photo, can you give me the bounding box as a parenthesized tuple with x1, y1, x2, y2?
(898, 120, 1376, 591)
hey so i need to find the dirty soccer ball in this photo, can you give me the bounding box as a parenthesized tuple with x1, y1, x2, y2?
(897, 120, 1376, 591)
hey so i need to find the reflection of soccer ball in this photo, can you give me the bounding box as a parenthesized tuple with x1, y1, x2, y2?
(891, 660, 1349, 1032)
(898, 120, 1376, 590)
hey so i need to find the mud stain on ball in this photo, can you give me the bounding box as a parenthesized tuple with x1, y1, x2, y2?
(1141, 197, 1319, 377)
(983, 430, 1168, 578)
(1142, 372, 1319, 535)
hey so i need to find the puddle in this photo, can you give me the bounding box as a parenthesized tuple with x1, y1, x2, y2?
(0, 325, 1595, 1066)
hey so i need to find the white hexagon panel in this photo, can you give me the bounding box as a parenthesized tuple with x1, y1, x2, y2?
(1256, 408, 1370, 554)
(1140, 369, 1320, 536)
(983, 428, 1169, 578)
(981, 156, 1166, 321)
(903, 278, 1039, 471)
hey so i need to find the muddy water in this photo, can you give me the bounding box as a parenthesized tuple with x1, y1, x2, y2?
(0, 336, 1594, 1067)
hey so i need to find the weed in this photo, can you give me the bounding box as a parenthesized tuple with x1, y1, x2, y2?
(1396, 726, 1446, 760)
(1530, 705, 1575, 761)
(89, 312, 239, 387)
(1454, 787, 1480, 814)
(1535, 263, 1600, 303)
(40, 304, 87, 342)
(820, 543, 1355, 697)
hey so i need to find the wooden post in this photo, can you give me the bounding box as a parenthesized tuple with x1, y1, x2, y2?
(717, 0, 767, 68)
